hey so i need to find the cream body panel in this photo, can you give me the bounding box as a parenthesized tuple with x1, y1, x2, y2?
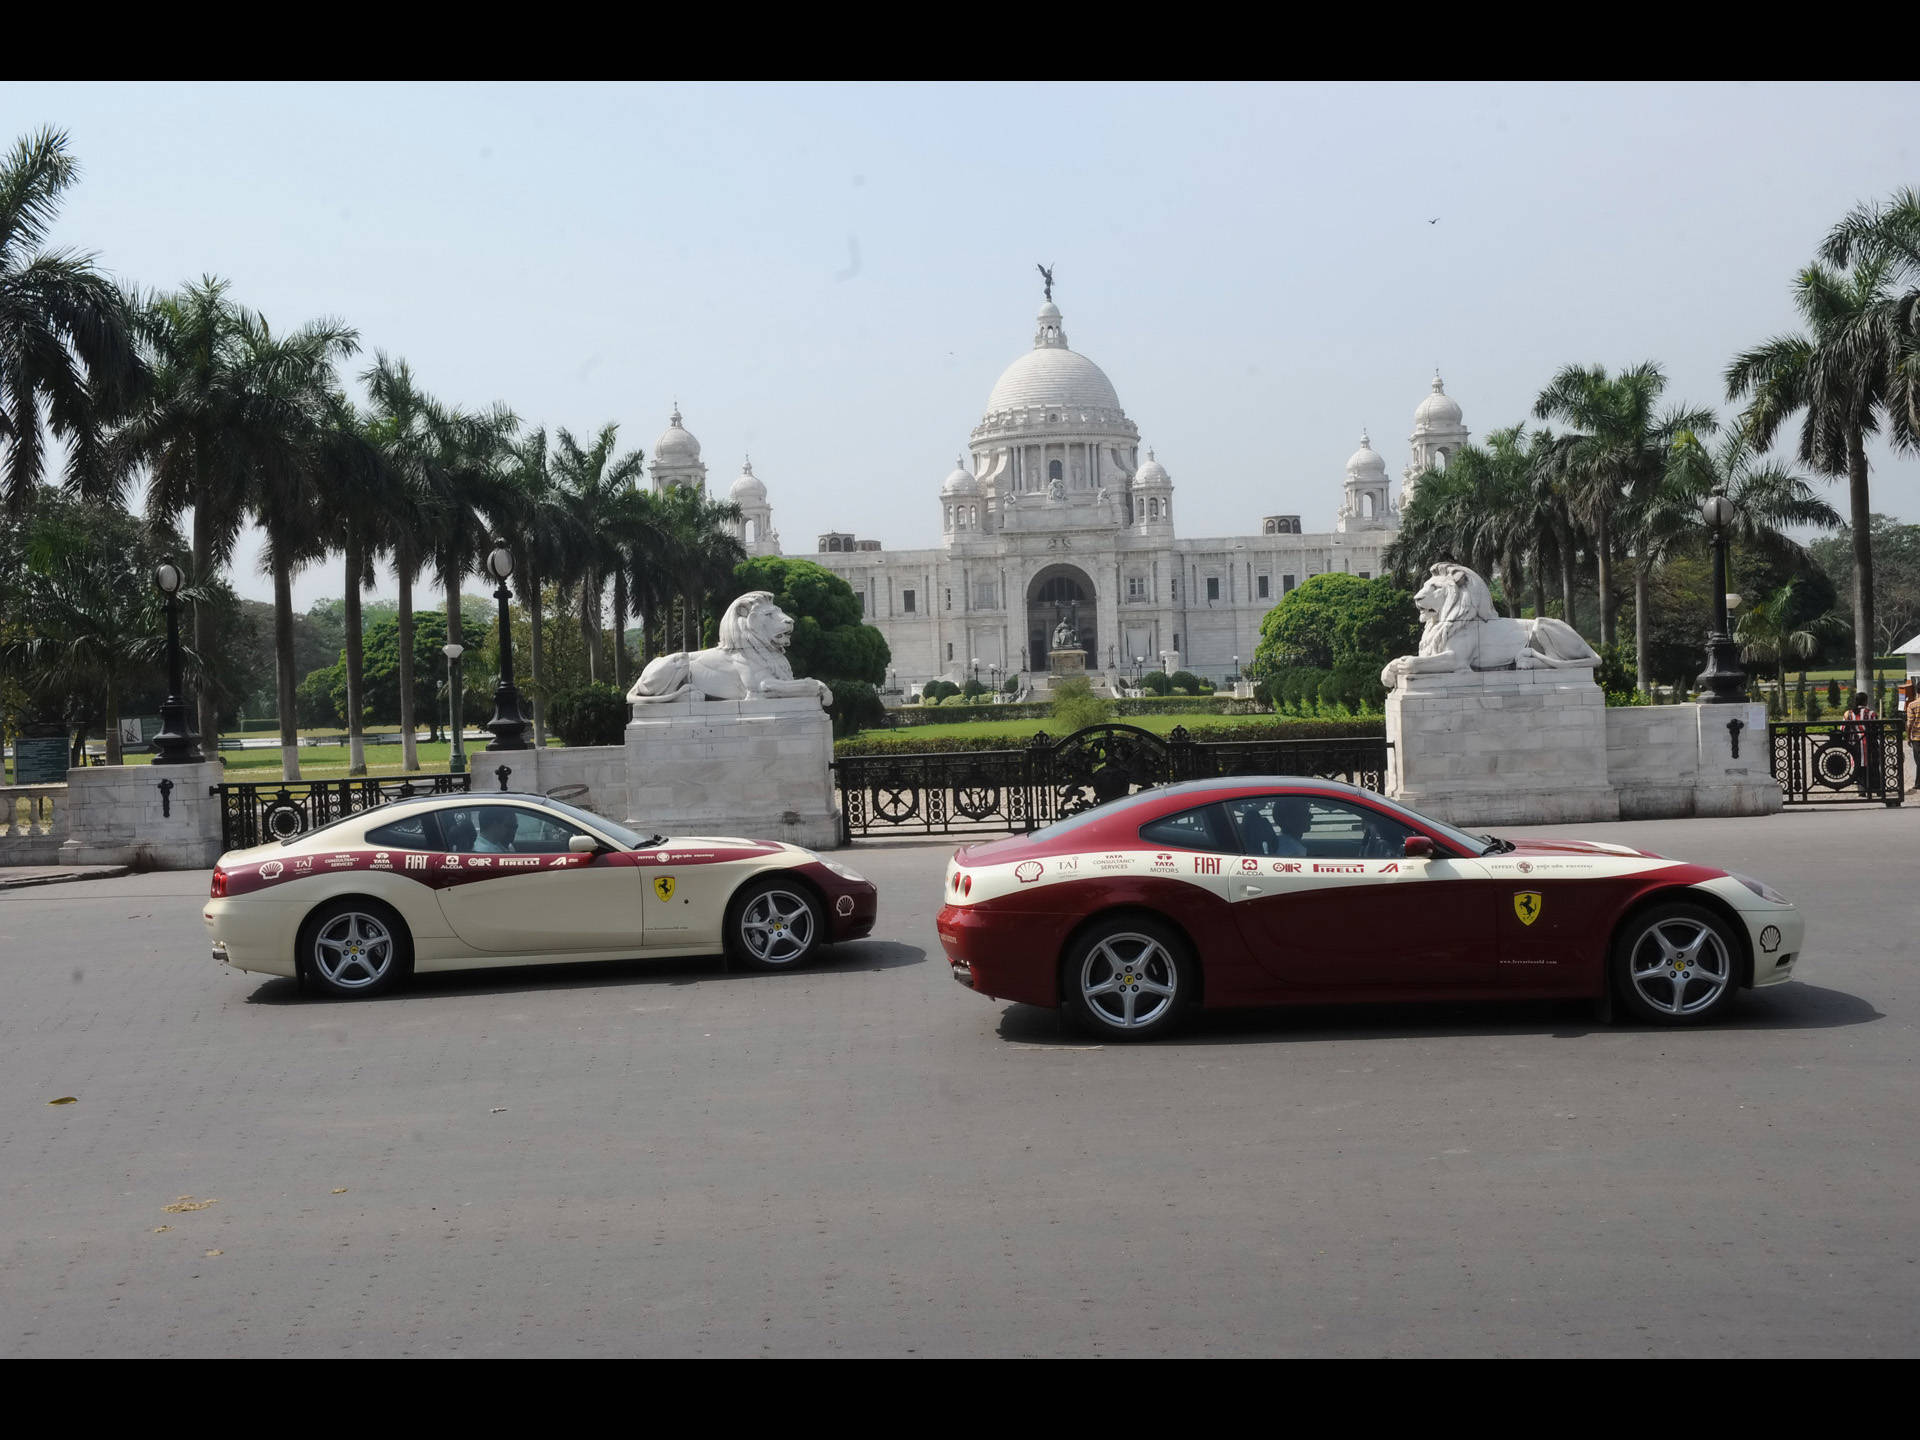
(435, 860, 645, 953)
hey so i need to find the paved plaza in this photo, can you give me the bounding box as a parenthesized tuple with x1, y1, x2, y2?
(2, 804, 1916, 1357)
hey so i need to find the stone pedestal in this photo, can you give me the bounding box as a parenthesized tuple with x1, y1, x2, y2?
(58, 759, 225, 868)
(621, 696, 838, 850)
(1609, 702, 1779, 819)
(1387, 671, 1618, 827)
(1049, 649, 1087, 675)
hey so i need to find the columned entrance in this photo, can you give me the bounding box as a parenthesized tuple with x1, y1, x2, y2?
(1026, 563, 1097, 673)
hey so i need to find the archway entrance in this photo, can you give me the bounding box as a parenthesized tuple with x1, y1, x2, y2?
(1026, 563, 1098, 673)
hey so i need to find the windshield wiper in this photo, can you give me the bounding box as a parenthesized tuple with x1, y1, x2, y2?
(1481, 835, 1516, 854)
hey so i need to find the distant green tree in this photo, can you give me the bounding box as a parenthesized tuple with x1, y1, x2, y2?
(1050, 676, 1112, 731)
(725, 556, 889, 685)
(1252, 573, 1418, 681)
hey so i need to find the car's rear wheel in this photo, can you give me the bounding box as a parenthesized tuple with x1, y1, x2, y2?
(1611, 901, 1739, 1025)
(298, 899, 412, 999)
(727, 878, 825, 971)
(1062, 916, 1192, 1042)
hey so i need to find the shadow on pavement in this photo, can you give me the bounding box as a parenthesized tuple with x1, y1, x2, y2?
(243, 938, 926, 1004)
(994, 980, 1879, 1047)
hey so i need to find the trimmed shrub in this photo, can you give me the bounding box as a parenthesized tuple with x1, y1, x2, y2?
(1140, 670, 1173, 696)
(835, 716, 1384, 757)
(921, 680, 960, 705)
(829, 680, 886, 739)
(1051, 676, 1113, 732)
(548, 683, 627, 747)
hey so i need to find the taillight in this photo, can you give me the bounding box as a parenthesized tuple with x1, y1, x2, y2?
(961, 874, 972, 897)
(210, 866, 228, 898)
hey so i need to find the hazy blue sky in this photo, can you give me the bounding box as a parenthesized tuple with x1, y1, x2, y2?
(5, 81, 1917, 610)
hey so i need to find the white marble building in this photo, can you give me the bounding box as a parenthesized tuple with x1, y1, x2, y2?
(651, 296, 1469, 689)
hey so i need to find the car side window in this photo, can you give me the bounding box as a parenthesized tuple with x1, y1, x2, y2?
(1138, 804, 1234, 852)
(1291, 797, 1416, 859)
(1222, 796, 1307, 857)
(366, 812, 441, 850)
(438, 806, 590, 854)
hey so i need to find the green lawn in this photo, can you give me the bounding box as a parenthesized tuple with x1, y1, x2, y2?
(847, 711, 1347, 745)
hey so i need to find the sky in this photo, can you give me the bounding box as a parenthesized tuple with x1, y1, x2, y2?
(6, 80, 1918, 611)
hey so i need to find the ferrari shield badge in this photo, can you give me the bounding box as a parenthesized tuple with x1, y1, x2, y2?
(1513, 891, 1542, 926)
(653, 875, 676, 902)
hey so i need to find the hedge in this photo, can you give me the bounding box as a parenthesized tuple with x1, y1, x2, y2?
(835, 717, 1384, 757)
(884, 695, 1265, 728)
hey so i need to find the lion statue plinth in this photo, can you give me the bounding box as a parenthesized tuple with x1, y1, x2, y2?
(627, 591, 833, 708)
(1380, 563, 1598, 690)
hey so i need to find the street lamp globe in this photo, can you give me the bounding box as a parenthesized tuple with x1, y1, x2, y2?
(486, 543, 514, 581)
(1701, 494, 1737, 531)
(153, 562, 182, 595)
(442, 642, 465, 661)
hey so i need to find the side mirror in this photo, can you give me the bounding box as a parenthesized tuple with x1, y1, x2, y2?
(569, 834, 603, 855)
(1404, 835, 1435, 858)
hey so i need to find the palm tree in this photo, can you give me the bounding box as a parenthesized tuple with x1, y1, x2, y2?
(1736, 582, 1847, 698)
(236, 315, 360, 780)
(551, 425, 646, 683)
(1535, 363, 1713, 657)
(322, 395, 406, 775)
(493, 427, 578, 745)
(123, 279, 334, 746)
(657, 485, 746, 651)
(1728, 253, 1910, 695)
(0, 127, 145, 515)
(361, 356, 437, 770)
(1822, 187, 1920, 444)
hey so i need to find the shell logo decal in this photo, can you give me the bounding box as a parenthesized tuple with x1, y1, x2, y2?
(1014, 861, 1044, 884)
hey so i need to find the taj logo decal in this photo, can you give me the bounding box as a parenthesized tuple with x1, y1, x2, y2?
(1513, 891, 1543, 926)
(1014, 861, 1044, 884)
(653, 875, 676, 902)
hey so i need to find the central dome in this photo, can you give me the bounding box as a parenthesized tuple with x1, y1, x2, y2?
(985, 347, 1123, 416)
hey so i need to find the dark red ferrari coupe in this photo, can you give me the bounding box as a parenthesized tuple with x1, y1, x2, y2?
(936, 778, 1803, 1040)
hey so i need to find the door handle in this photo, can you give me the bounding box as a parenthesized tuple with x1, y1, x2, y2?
(1243, 884, 1263, 896)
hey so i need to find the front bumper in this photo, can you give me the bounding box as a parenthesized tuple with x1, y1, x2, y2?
(797, 862, 877, 943)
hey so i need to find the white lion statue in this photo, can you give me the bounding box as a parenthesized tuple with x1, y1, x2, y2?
(627, 591, 833, 708)
(1380, 563, 1598, 690)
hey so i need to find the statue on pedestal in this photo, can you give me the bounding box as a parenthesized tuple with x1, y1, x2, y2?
(1380, 563, 1599, 689)
(629, 591, 833, 707)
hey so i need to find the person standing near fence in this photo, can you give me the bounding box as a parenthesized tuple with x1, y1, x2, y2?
(1843, 692, 1880, 797)
(1904, 681, 1920, 791)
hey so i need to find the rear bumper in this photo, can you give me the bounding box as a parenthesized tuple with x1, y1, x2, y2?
(204, 899, 297, 978)
(937, 902, 1061, 1007)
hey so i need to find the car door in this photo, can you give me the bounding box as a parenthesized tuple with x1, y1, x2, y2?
(1222, 792, 1498, 993)
(431, 804, 647, 954)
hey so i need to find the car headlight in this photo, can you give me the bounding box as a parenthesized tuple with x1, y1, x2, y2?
(822, 860, 868, 885)
(1732, 873, 1791, 905)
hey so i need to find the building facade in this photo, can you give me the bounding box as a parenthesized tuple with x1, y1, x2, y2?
(653, 296, 1468, 689)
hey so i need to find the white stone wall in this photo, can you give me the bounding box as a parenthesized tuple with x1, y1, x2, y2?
(58, 760, 225, 869)
(624, 696, 838, 850)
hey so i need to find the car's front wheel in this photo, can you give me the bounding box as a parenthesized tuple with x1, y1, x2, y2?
(727, 878, 825, 971)
(1612, 901, 1740, 1025)
(298, 899, 412, 999)
(1062, 916, 1192, 1041)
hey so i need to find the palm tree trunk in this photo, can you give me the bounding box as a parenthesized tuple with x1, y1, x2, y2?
(273, 559, 301, 781)
(1561, 543, 1578, 630)
(191, 481, 219, 747)
(344, 532, 367, 776)
(612, 570, 630, 691)
(1633, 561, 1651, 696)
(104, 671, 122, 766)
(445, 560, 465, 755)
(397, 566, 419, 770)
(1532, 568, 1546, 621)
(1594, 511, 1614, 648)
(1846, 423, 1875, 696)
(528, 568, 547, 747)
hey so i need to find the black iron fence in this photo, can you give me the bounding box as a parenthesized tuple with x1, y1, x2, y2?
(212, 772, 473, 849)
(834, 723, 1389, 842)
(1768, 719, 1906, 807)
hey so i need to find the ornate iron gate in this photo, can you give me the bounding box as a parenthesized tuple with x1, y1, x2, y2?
(1768, 719, 1905, 806)
(212, 772, 473, 849)
(833, 724, 1389, 842)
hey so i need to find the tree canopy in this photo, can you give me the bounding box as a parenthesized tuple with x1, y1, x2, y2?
(725, 556, 890, 685)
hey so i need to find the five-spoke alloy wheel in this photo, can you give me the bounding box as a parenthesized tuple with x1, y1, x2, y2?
(299, 898, 412, 999)
(728, 878, 825, 971)
(1063, 916, 1192, 1041)
(1612, 901, 1740, 1025)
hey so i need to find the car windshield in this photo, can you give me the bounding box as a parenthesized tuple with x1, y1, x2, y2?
(1359, 793, 1499, 855)
(540, 797, 656, 849)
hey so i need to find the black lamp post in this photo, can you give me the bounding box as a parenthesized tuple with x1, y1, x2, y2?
(1696, 492, 1748, 704)
(482, 541, 532, 750)
(150, 563, 203, 765)
(443, 642, 466, 774)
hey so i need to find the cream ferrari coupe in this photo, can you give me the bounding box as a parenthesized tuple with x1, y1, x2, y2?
(204, 793, 876, 997)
